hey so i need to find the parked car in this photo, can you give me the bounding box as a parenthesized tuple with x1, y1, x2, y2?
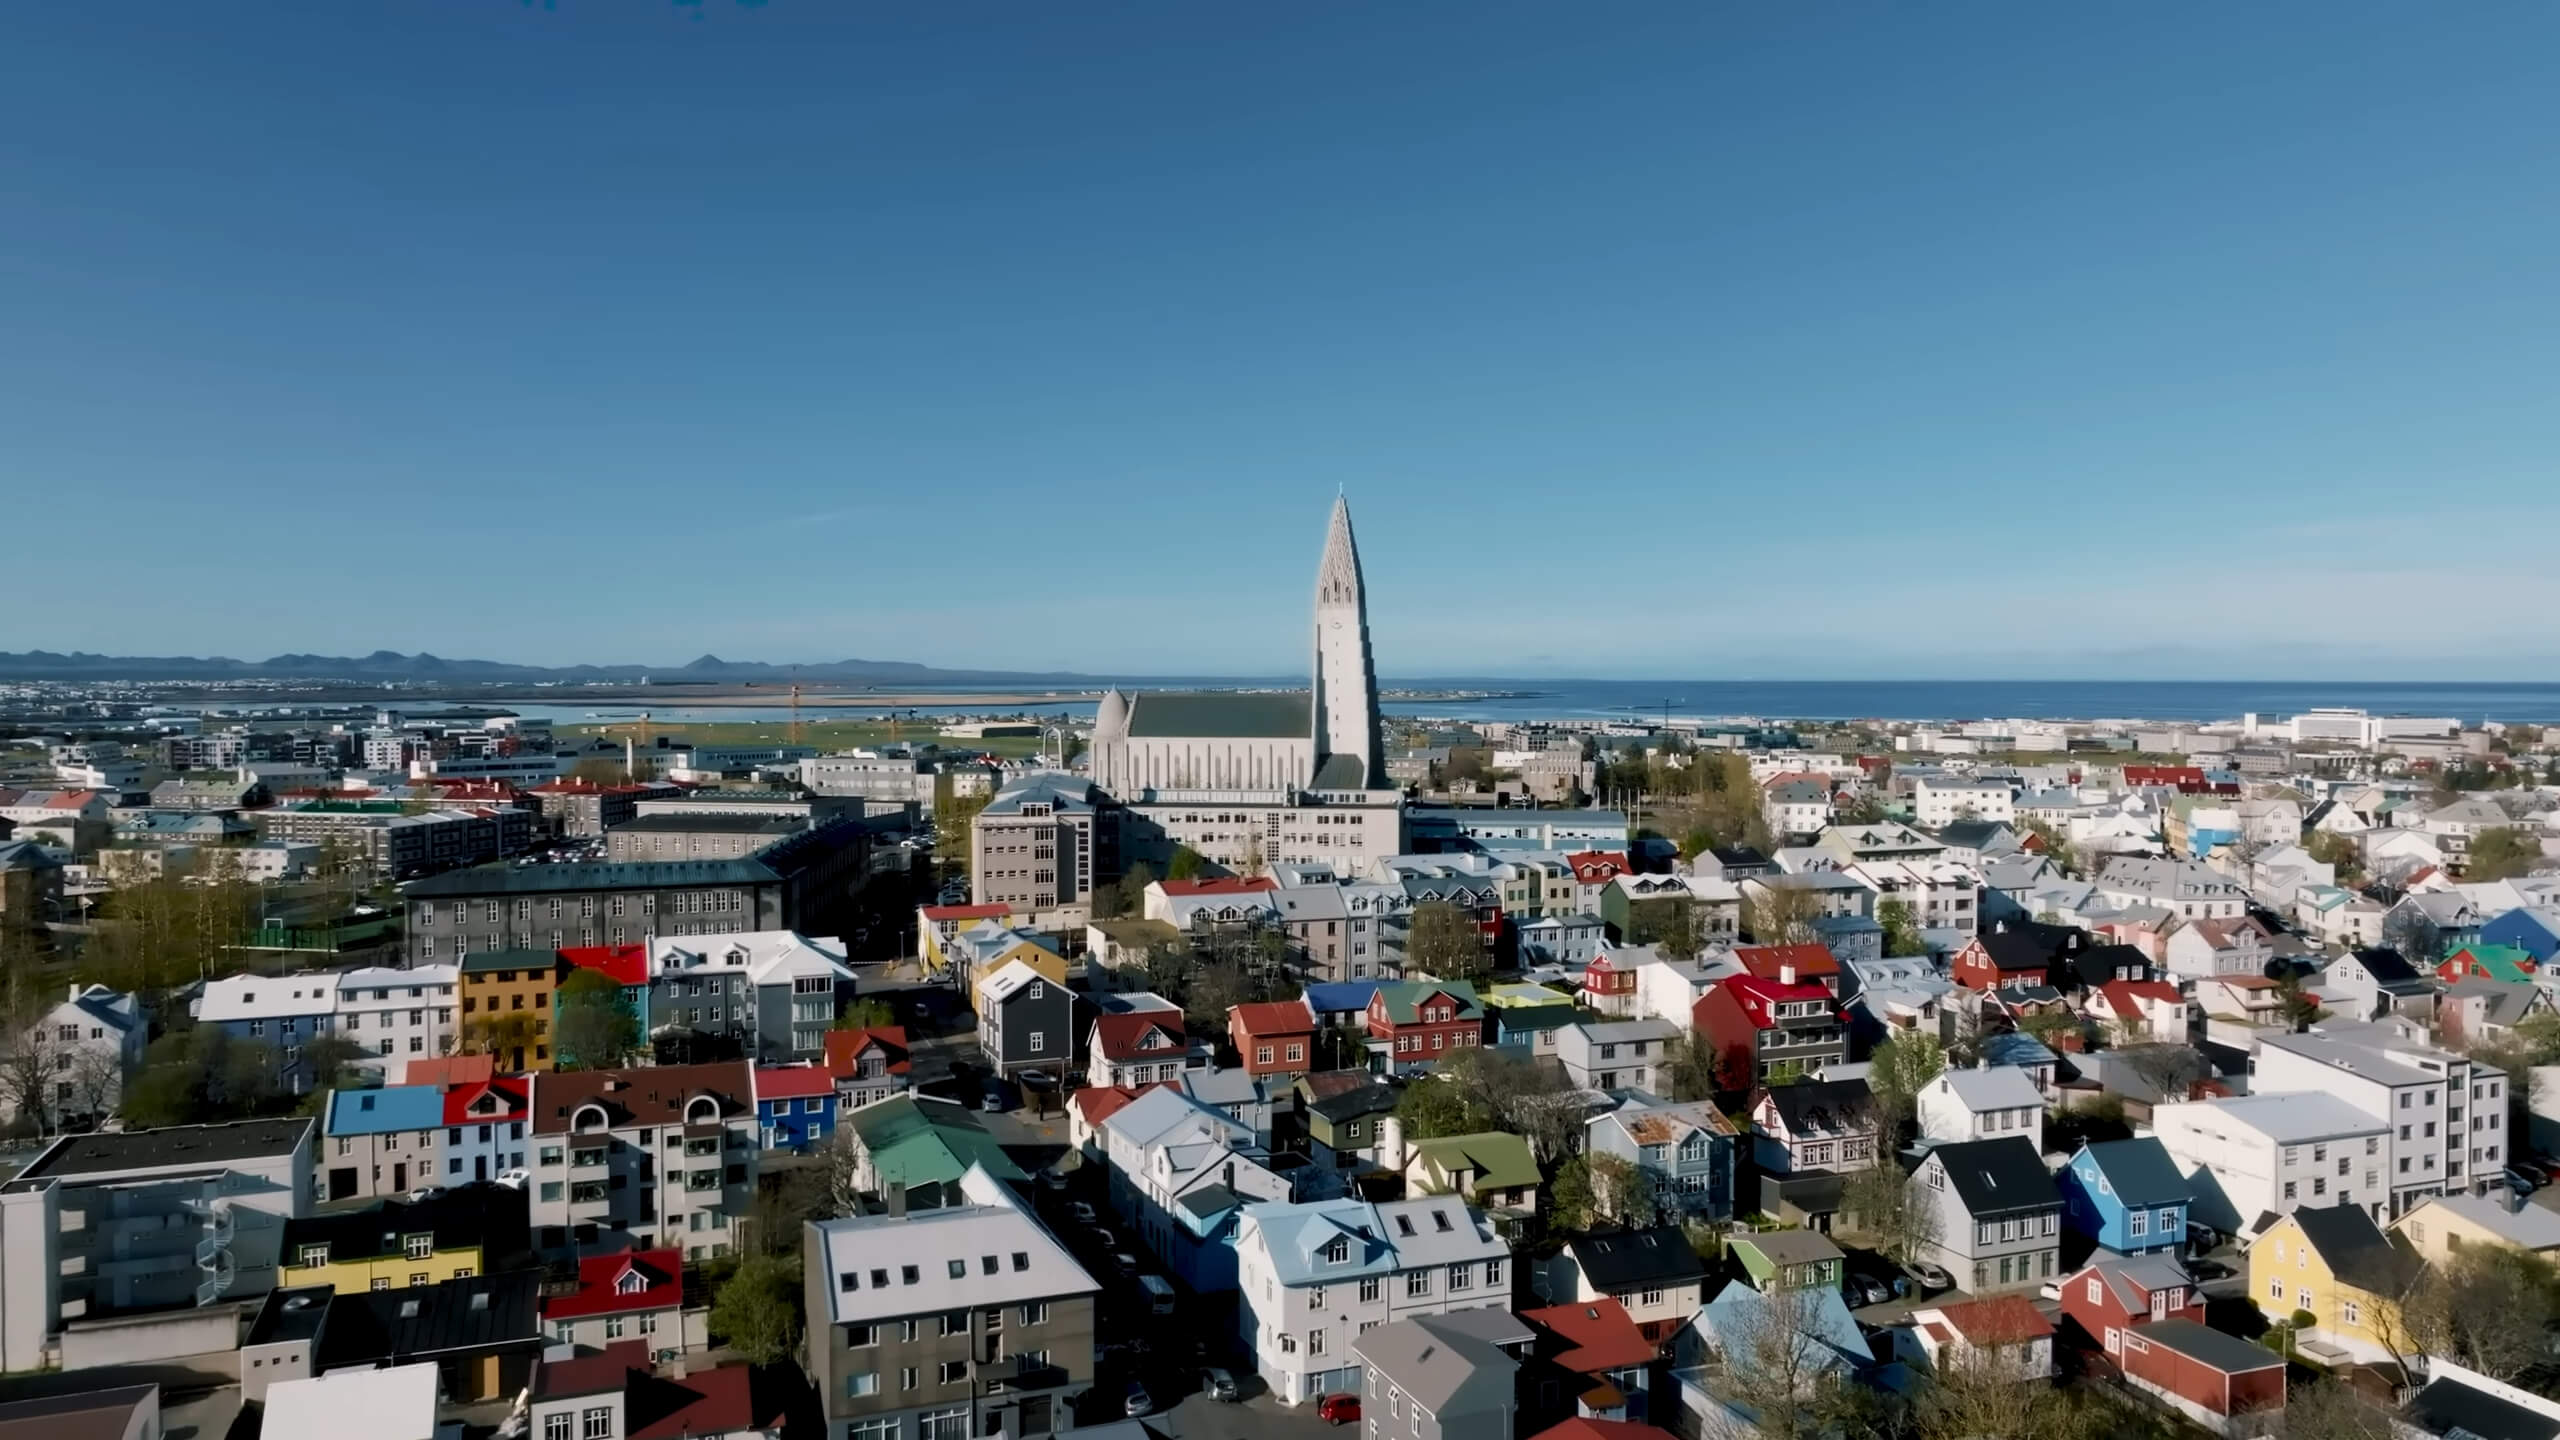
(1853, 1275, 1890, 1306)
(2189, 1259, 2234, 1282)
(1069, 1202, 1097, 1226)
(2518, 1160, 2554, 1187)
(1038, 1169, 1068, 1192)
(1138, 1274, 1177, 1315)
(1092, 1228, 1119, 1252)
(492, 1168, 529, 1190)
(405, 1184, 447, 1203)
(1111, 1252, 1139, 1277)
(2037, 1280, 2062, 1302)
(1909, 1262, 1953, 1293)
(1122, 1382, 1153, 1418)
(1202, 1368, 1239, 1402)
(1318, 1394, 1362, 1426)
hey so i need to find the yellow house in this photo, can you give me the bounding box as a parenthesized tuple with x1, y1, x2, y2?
(279, 1190, 512, 1293)
(2250, 1201, 2425, 1365)
(2389, 1191, 2560, 1267)
(962, 924, 1069, 1014)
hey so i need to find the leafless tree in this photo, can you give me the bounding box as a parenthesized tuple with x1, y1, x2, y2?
(2393, 1246, 2559, 1382)
(1842, 1160, 1941, 1265)
(2269, 1377, 2396, 1440)
(0, 974, 61, 1135)
(1914, 1348, 2072, 1440)
(66, 1047, 124, 1127)
(1698, 1283, 1868, 1440)
(813, 1124, 868, 1218)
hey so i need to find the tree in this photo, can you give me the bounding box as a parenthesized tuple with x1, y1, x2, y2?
(2020, 819, 2080, 877)
(707, 1251, 803, 1365)
(1588, 1152, 1660, 1228)
(2306, 830, 2364, 885)
(1549, 1155, 1599, 1232)
(462, 1012, 544, 1069)
(1430, 1047, 1583, 1161)
(554, 968, 643, 1070)
(1662, 1030, 1722, 1104)
(2270, 1378, 2396, 1440)
(812, 1124, 868, 1218)
(1914, 1350, 2073, 1440)
(296, 1034, 370, 1112)
(1875, 899, 1926, 958)
(122, 1026, 286, 1128)
(833, 997, 897, 1031)
(1404, 901, 1488, 982)
(1166, 846, 1209, 882)
(1866, 1030, 1945, 1144)
(2015, 1006, 2084, 1051)
(1744, 884, 1822, 946)
(2112, 1042, 2204, 1101)
(2392, 1244, 2560, 1382)
(2466, 827, 2547, 882)
(935, 784, 992, 883)
(1697, 1282, 1872, 1440)
(1394, 1078, 1477, 1141)
(1183, 959, 1257, 1034)
(1842, 1160, 1939, 1264)
(2274, 976, 2325, 1029)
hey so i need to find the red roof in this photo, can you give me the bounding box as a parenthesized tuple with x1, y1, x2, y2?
(1734, 943, 1841, 981)
(442, 1076, 527, 1126)
(755, 1065, 836, 1100)
(1091, 1011, 1187, 1061)
(1069, 1083, 1165, 1128)
(1521, 1297, 1657, 1373)
(541, 1249, 684, 1321)
(1712, 973, 1835, 1029)
(560, 944, 648, 987)
(533, 1341, 780, 1440)
(922, 903, 1011, 922)
(402, 1054, 495, 1088)
(1565, 851, 1631, 882)
(1528, 1420, 1681, 1440)
(1159, 876, 1280, 896)
(1932, 1293, 2054, 1346)
(1230, 1000, 1314, 1037)
(823, 1027, 911, 1078)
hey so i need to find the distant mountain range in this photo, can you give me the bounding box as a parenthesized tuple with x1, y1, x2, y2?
(0, 650, 1110, 686)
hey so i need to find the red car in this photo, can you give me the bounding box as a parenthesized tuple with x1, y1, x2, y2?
(1317, 1394, 1361, 1426)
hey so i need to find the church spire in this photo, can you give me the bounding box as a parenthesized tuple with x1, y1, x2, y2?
(1311, 496, 1384, 789)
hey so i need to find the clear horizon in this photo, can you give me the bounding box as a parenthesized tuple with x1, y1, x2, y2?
(8, 4, 2560, 676)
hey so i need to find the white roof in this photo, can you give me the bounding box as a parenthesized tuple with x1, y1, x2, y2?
(2155, 1091, 2386, 1143)
(1931, 1065, 2045, 1112)
(650, 929, 852, 984)
(812, 1165, 1099, 1325)
(195, 972, 344, 1022)
(265, 1363, 440, 1440)
(332, 965, 458, 994)
(977, 959, 1055, 1005)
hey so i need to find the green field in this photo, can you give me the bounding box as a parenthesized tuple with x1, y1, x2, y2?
(567, 718, 1053, 758)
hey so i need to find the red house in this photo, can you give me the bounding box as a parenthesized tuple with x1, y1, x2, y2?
(1693, 974, 1846, 1089)
(2438, 945, 2539, 984)
(2059, 1255, 2205, 1363)
(1229, 998, 1318, 1079)
(822, 1025, 912, 1108)
(1733, 943, 1842, 996)
(1366, 980, 1485, 1072)
(2116, 1319, 2287, 1428)
(2120, 765, 2237, 795)
(1950, 919, 2086, 991)
(1579, 950, 1641, 1013)
(539, 1246, 690, 1349)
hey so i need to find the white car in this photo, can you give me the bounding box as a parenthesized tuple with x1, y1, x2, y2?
(493, 1169, 530, 1190)
(405, 1184, 447, 1203)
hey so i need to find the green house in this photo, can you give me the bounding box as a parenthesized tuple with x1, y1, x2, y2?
(1729, 1229, 1846, 1294)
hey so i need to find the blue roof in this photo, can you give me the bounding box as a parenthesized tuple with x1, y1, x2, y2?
(325, 1085, 443, 1136)
(1980, 1032, 2057, 1068)
(1303, 980, 1384, 1015)
(1696, 1280, 1865, 1374)
(1246, 1199, 1396, 1287)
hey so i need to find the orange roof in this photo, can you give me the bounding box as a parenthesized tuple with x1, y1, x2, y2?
(403, 1053, 497, 1088)
(1230, 1000, 1314, 1036)
(1565, 851, 1631, 881)
(1069, 1083, 1164, 1127)
(1735, 943, 1840, 980)
(2099, 979, 2184, 1020)
(822, 1027, 911, 1077)
(1932, 1293, 2054, 1346)
(1521, 1297, 1657, 1373)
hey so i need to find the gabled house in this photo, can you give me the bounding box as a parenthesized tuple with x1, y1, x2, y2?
(1366, 980, 1485, 1074)
(1915, 1065, 2045, 1147)
(1726, 1230, 1843, 1295)
(975, 959, 1077, 1078)
(2319, 946, 2434, 1022)
(1949, 919, 2087, 992)
(2193, 975, 2286, 1028)
(2114, 1320, 2288, 1434)
(1231, 998, 1318, 1081)
(752, 1066, 836, 1153)
(1086, 1008, 1203, 1088)
(1404, 1132, 1541, 1217)
(1731, 943, 1842, 997)
(1586, 1097, 1736, 1222)
(2055, 1138, 2190, 1256)
(1749, 1078, 1879, 1224)
(2248, 1201, 2426, 1365)
(1553, 1225, 1710, 1342)
(822, 1026, 912, 1111)
(2481, 904, 2560, 966)
(2053, 942, 2158, 993)
(2391, 1190, 2560, 1267)
(1232, 1195, 1511, 1405)
(1577, 948, 1644, 1018)
(1908, 1294, 2054, 1380)
(958, 925, 1070, 1016)
(1099, 1085, 1288, 1291)
(539, 1246, 705, 1356)
(1912, 1136, 2062, 1295)
(2439, 943, 2539, 985)
(1519, 1298, 1661, 1429)
(2086, 980, 2189, 1046)
(1352, 1317, 1519, 1440)
(2059, 1253, 2204, 1363)
(2163, 916, 2277, 983)
(2439, 978, 2549, 1047)
(1693, 975, 1846, 1090)
(1556, 1018, 1680, 1094)
(1299, 1075, 1401, 1177)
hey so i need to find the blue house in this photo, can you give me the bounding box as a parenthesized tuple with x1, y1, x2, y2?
(753, 1065, 837, 1152)
(2056, 1137, 2190, 1257)
(1492, 1002, 1580, 1062)
(2482, 906, 2560, 967)
(320, 1083, 446, 1202)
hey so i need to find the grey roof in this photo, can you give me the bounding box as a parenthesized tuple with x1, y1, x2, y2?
(1412, 1306, 1534, 1349)
(2292, 1202, 2424, 1296)
(0, 1386, 162, 1440)
(1932, 1065, 2044, 1113)
(603, 812, 806, 836)
(1350, 1316, 1517, 1412)
(2134, 1318, 2288, 1374)
(982, 772, 1106, 815)
(1924, 1136, 2058, 1217)
(2259, 1028, 2441, 1087)
(2446, 978, 2543, 1028)
(2409, 1191, 2560, 1251)
(10, 1117, 312, 1183)
(1736, 1229, 1845, 1267)
(1569, 1224, 1709, 1290)
(2408, 1373, 2560, 1440)
(1123, 691, 1311, 739)
(2078, 1138, 2190, 1207)
(407, 856, 779, 895)
(2157, 1091, 2383, 1143)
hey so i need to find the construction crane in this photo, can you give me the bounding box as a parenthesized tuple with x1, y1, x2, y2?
(787, 683, 803, 747)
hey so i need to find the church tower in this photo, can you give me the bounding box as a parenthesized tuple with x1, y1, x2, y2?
(1310, 496, 1385, 789)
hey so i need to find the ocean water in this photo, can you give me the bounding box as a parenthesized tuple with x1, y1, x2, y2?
(488, 679, 2560, 728)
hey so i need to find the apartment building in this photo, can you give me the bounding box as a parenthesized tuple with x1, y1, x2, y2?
(646, 930, 858, 1065)
(320, 1085, 445, 1203)
(604, 813, 807, 863)
(971, 773, 1115, 914)
(2254, 1024, 2504, 1216)
(804, 1166, 1099, 1440)
(527, 1063, 758, 1260)
(257, 801, 538, 880)
(1234, 1194, 1510, 1405)
(2150, 1092, 2392, 1232)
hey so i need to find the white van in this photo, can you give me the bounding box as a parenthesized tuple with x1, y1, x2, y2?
(1136, 1274, 1176, 1315)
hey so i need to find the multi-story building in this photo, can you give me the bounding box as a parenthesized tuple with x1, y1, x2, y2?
(1693, 974, 1847, 1087)
(525, 779, 661, 838)
(538, 1247, 701, 1357)
(403, 818, 870, 960)
(278, 1185, 520, 1295)
(0, 1118, 316, 1371)
(11, 983, 146, 1131)
(971, 773, 1115, 915)
(646, 930, 859, 1066)
(1915, 1065, 2046, 1147)
(1364, 980, 1485, 1075)
(1555, 1019, 1680, 1094)
(1912, 778, 2016, 828)
(2151, 1092, 2392, 1234)
(527, 1062, 758, 1260)
(2255, 1023, 2503, 1216)
(328, 966, 461, 1079)
(1230, 999, 1318, 1081)
(1351, 1317, 1519, 1440)
(256, 801, 538, 880)
(1233, 1194, 1510, 1405)
(1585, 1096, 1736, 1221)
(804, 1165, 1100, 1440)
(195, 972, 361, 1094)
(458, 951, 559, 1072)
(603, 813, 807, 863)
(975, 962, 1078, 1080)
(2092, 857, 2250, 921)
(320, 1084, 446, 1202)
(438, 1076, 530, 1187)
(1913, 1136, 2062, 1295)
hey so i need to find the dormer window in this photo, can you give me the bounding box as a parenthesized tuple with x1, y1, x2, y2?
(615, 1268, 648, 1294)
(1324, 1236, 1349, 1265)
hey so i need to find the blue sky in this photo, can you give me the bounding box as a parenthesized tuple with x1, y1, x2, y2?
(8, 2, 2560, 680)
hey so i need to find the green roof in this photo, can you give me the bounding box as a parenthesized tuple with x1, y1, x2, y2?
(843, 1094, 1026, 1188)
(1124, 691, 1311, 739)
(1373, 979, 1483, 1025)
(1410, 1132, 1539, 1192)
(2454, 944, 2538, 983)
(461, 949, 560, 975)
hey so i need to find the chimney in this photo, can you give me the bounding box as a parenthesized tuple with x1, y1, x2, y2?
(886, 1182, 908, 1219)
(1779, 963, 1797, 986)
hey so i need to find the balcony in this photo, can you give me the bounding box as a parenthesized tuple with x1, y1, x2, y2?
(684, 1170, 721, 1194)
(569, 1182, 610, 1206)
(682, 1139, 720, 1160)
(572, 1149, 608, 1170)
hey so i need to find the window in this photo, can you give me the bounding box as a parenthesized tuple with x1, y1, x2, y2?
(545, 1415, 571, 1440)
(1405, 1271, 1430, 1298)
(2129, 1210, 2148, 1237)
(939, 1361, 968, 1385)
(1359, 1277, 1382, 1303)
(1485, 1257, 1502, 1286)
(2344, 1300, 2362, 1326)
(405, 1233, 434, 1261)
(581, 1409, 613, 1440)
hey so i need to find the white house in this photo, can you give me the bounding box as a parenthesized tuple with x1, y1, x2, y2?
(1914, 779, 2017, 829)
(2253, 1023, 2503, 1217)
(2094, 858, 2249, 921)
(1555, 1018, 1682, 1094)
(1233, 1194, 1510, 1405)
(328, 965, 462, 1081)
(1099, 1086, 1290, 1288)
(12, 983, 147, 1129)
(2150, 1092, 2392, 1233)
(1908, 1295, 2054, 1380)
(1915, 1065, 2046, 1147)
(2162, 917, 2275, 983)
